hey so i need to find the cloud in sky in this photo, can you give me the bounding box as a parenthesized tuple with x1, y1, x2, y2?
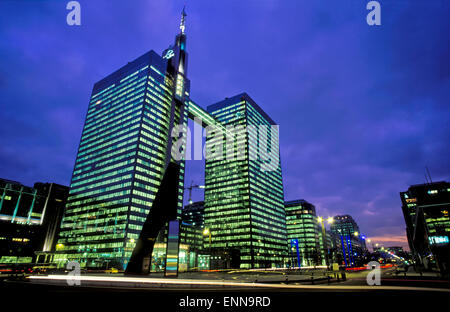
(0, 0, 449, 250)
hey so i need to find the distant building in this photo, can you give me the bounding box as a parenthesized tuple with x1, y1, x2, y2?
(330, 215, 366, 266)
(400, 181, 450, 274)
(181, 201, 204, 227)
(0, 178, 69, 263)
(179, 201, 205, 270)
(285, 200, 324, 267)
(330, 215, 360, 237)
(387, 246, 404, 254)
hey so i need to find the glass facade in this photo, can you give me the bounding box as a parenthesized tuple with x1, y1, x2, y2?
(330, 215, 364, 266)
(400, 181, 450, 273)
(285, 199, 324, 267)
(0, 178, 68, 262)
(204, 93, 287, 269)
(0, 178, 46, 225)
(52, 13, 291, 272)
(56, 50, 188, 270)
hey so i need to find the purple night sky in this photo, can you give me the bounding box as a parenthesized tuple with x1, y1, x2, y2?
(1, 1, 449, 249)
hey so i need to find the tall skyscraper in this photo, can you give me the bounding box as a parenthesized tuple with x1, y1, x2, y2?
(204, 93, 287, 269)
(400, 181, 450, 274)
(56, 10, 190, 271)
(285, 199, 324, 267)
(54, 9, 289, 273)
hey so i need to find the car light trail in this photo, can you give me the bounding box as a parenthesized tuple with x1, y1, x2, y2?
(27, 275, 450, 293)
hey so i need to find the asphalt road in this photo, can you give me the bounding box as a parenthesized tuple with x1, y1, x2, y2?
(2, 278, 449, 311)
(2, 268, 449, 311)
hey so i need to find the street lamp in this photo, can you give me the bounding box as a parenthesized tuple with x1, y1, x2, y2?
(203, 228, 212, 245)
(318, 216, 333, 269)
(203, 228, 212, 269)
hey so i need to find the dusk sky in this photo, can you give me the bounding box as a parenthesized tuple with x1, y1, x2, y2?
(1, 0, 449, 249)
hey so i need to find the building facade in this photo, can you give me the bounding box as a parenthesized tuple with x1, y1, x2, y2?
(400, 181, 450, 274)
(204, 93, 287, 269)
(181, 201, 204, 227)
(52, 9, 290, 273)
(330, 215, 365, 266)
(55, 11, 191, 271)
(285, 199, 324, 267)
(179, 201, 206, 270)
(0, 178, 68, 263)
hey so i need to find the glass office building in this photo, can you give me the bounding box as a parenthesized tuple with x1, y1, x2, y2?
(400, 181, 450, 274)
(0, 178, 68, 263)
(56, 44, 189, 270)
(204, 93, 287, 269)
(53, 10, 290, 272)
(330, 215, 365, 266)
(285, 199, 324, 267)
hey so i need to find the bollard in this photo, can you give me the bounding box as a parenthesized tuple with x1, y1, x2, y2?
(311, 276, 314, 285)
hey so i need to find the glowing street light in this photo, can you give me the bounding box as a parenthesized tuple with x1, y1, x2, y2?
(203, 228, 212, 245)
(317, 216, 332, 269)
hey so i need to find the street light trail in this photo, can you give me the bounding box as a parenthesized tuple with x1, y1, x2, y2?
(28, 275, 450, 292)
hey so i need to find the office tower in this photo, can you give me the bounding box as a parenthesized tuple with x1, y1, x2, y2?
(0, 178, 68, 263)
(400, 181, 450, 274)
(56, 9, 190, 271)
(204, 93, 287, 269)
(285, 199, 324, 267)
(330, 215, 365, 266)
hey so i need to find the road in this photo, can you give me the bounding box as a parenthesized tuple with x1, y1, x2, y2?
(1, 268, 450, 311)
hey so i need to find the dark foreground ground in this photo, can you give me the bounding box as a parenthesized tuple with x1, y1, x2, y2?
(2, 271, 449, 312)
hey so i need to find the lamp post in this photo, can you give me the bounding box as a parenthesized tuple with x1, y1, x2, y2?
(203, 228, 212, 269)
(318, 217, 334, 269)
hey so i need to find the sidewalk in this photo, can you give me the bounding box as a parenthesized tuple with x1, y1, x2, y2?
(388, 266, 449, 279)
